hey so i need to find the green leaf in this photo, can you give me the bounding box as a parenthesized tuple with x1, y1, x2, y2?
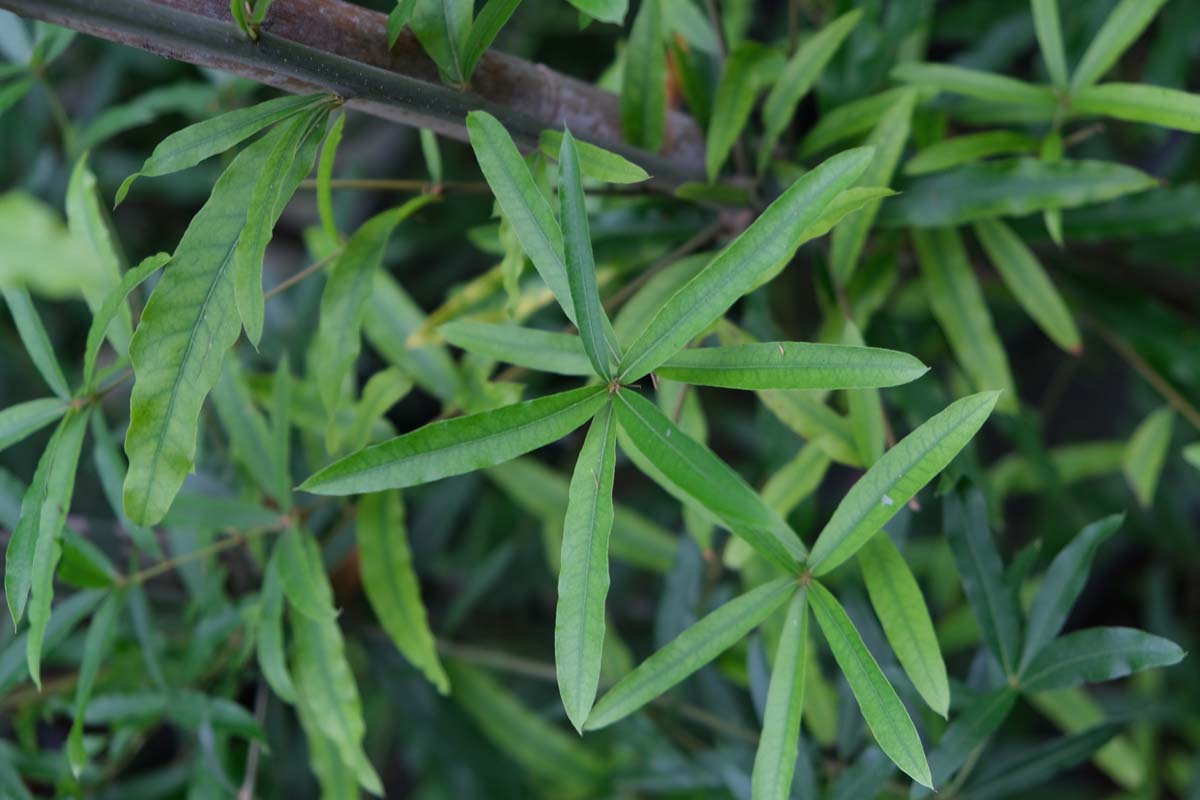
(1021, 626, 1185, 692)
(67, 589, 123, 777)
(256, 555, 296, 703)
(317, 112, 346, 241)
(841, 322, 884, 466)
(585, 577, 796, 730)
(750, 587, 809, 800)
(944, 488, 1022, 675)
(462, 0, 522, 79)
(759, 391, 861, 467)
(1184, 441, 1200, 471)
(619, 146, 874, 381)
(807, 391, 999, 576)
(409, 0, 471, 84)
(1122, 406, 1173, 508)
(559, 129, 616, 379)
(0, 590, 103, 696)
(614, 390, 805, 572)
(387, 0, 419, 48)
(538, 130, 650, 184)
(881, 159, 1158, 227)
(799, 87, 912, 157)
(904, 130, 1038, 176)
(1031, 0, 1069, 89)
(274, 526, 337, 623)
(621, 0, 666, 151)
(891, 62, 1056, 110)
(761, 442, 830, 517)
(912, 228, 1016, 411)
(2, 288, 70, 399)
(66, 155, 128, 351)
(759, 9, 861, 172)
(925, 687, 1017, 789)
(962, 724, 1121, 800)
(344, 367, 411, 454)
(365, 271, 464, 405)
(555, 402, 617, 732)
(1025, 686, 1144, 789)
(0, 76, 32, 119)
(989, 439, 1124, 499)
(1073, 82, 1200, 133)
(858, 533, 949, 717)
(808, 581, 932, 788)
(211, 359, 276, 501)
(358, 490, 449, 693)
(706, 42, 783, 180)
(0, 397, 65, 454)
(439, 321, 593, 376)
(301, 385, 607, 495)
(565, 0, 627, 24)
(974, 217, 1081, 353)
(613, 253, 708, 348)
(269, 356, 293, 508)
(830, 89, 916, 284)
(115, 93, 327, 205)
(81, 252, 169, 390)
(655, 341, 927, 391)
(1069, 0, 1169, 92)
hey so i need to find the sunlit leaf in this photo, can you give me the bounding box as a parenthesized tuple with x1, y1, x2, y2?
(1069, 0, 1169, 92)
(1121, 406, 1173, 508)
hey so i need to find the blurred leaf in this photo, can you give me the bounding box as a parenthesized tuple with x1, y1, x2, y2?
(317, 111, 346, 241)
(387, 0, 419, 48)
(904, 131, 1038, 176)
(1069, 0, 1169, 92)
(1031, 0, 1068, 89)
(1026, 687, 1144, 789)
(1074, 82, 1200, 133)
(925, 687, 1018, 789)
(275, 526, 337, 623)
(0, 398, 65, 454)
(750, 587, 808, 800)
(408, 0, 471, 84)
(255, 555, 296, 703)
(67, 589, 123, 777)
(892, 62, 1056, 109)
(0, 590, 103, 695)
(81, 253, 169, 390)
(461, 0, 522, 79)
(566, 0, 627, 25)
(707, 42, 783, 180)
(66, 156, 128, 350)
(74, 82, 219, 153)
(962, 724, 1122, 799)
(989, 439, 1124, 498)
(800, 87, 914, 157)
(1020, 626, 1185, 692)
(439, 321, 593, 375)
(1122, 406, 1173, 508)
(621, 0, 666, 151)
(2, 288, 70, 399)
(841, 321, 885, 467)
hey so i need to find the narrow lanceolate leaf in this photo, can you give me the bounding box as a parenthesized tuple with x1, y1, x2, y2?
(1021, 514, 1123, 670)
(1069, 0, 1170, 92)
(800, 87, 911, 157)
(291, 611, 383, 794)
(81, 253, 170, 390)
(1122, 406, 1173, 508)
(0, 398, 65, 454)
(387, 0, 419, 48)
(358, 490, 449, 694)
(706, 42, 782, 180)
(585, 577, 796, 731)
(858, 533, 949, 717)
(962, 724, 1121, 800)
(301, 386, 607, 495)
(655, 342, 927, 391)
(807, 392, 999, 576)
(439, 321, 593, 376)
(620, 147, 874, 381)
(944, 489, 1022, 675)
(1073, 83, 1200, 133)
(809, 581, 932, 789)
(68, 589, 123, 777)
(256, 556, 296, 703)
(211, 360, 276, 500)
(408, 0, 471, 84)
(311, 196, 433, 417)
(555, 402, 617, 733)
(1020, 627, 1185, 693)
(66, 156, 128, 350)
(841, 321, 885, 466)
(559, 130, 616, 378)
(912, 228, 1016, 411)
(750, 588, 809, 800)
(926, 687, 1018, 788)
(830, 89, 916, 284)
(274, 527, 338, 623)
(461, 0, 522, 79)
(759, 9, 861, 172)
(880, 159, 1158, 228)
(269, 357, 292, 508)
(538, 130, 649, 184)
(115, 93, 328, 205)
(1031, 0, 1069, 89)
(890, 62, 1056, 110)
(2, 288, 70, 400)
(317, 112, 346, 241)
(614, 390, 805, 572)
(621, 0, 666, 151)
(974, 218, 1081, 353)
(904, 131, 1038, 176)
(565, 0, 627, 24)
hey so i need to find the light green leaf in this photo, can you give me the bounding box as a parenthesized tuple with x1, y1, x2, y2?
(762, 442, 830, 518)
(358, 490, 449, 693)
(269, 356, 292, 508)
(585, 577, 796, 730)
(317, 112, 346, 241)
(256, 555, 296, 703)
(925, 687, 1017, 788)
(211, 359, 280, 504)
(386, 0, 419, 48)
(294, 697, 359, 798)
(707, 42, 783, 180)
(66, 155, 128, 351)
(858, 533, 949, 717)
(799, 87, 913, 157)
(621, 0, 666, 151)
(750, 587, 809, 800)
(462, 0, 522, 79)
(81, 252, 169, 390)
(613, 253, 708, 349)
(439, 321, 593, 375)
(891, 62, 1056, 110)
(115, 93, 327, 205)
(559, 129, 616, 379)
(655, 341, 927, 391)
(1031, 0, 1069, 89)
(565, 0, 627, 24)
(274, 526, 337, 623)
(841, 322, 884, 466)
(759, 390, 861, 467)
(1073, 82, 1200, 133)
(990, 439, 1124, 499)
(2, 288, 70, 399)
(1020, 627, 1185, 693)
(409, 0, 471, 84)
(912, 227, 1017, 411)
(809, 581, 932, 788)
(555, 402, 617, 732)
(974, 218, 1081, 353)
(807, 391, 999, 576)
(344, 367, 411, 454)
(0, 398, 65, 454)
(1122, 406, 1173, 507)
(904, 130, 1038, 176)
(759, 9, 861, 172)
(614, 390, 805, 572)
(301, 385, 607, 495)
(1069, 0, 1169, 92)
(538, 129, 650, 184)
(619, 146, 874, 381)
(67, 589, 123, 777)
(1184, 441, 1200, 471)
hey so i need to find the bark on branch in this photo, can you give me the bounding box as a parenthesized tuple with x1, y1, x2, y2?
(1, 0, 705, 188)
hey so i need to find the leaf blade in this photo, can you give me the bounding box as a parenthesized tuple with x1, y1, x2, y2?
(750, 587, 809, 800)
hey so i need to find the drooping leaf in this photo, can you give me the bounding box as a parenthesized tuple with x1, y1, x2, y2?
(1031, 0, 1069, 89)
(706, 41, 783, 180)
(891, 62, 1056, 110)
(565, 0, 627, 24)
(1069, 0, 1170, 92)
(750, 587, 808, 800)
(409, 0, 472, 84)
(858, 532, 949, 717)
(344, 367, 411, 454)
(387, 0, 420, 48)
(614, 390, 805, 573)
(1074, 82, 1200, 133)
(67, 589, 123, 777)
(461, 0, 522, 79)
(1121, 406, 1173, 508)
(619, 146, 874, 381)
(301, 385, 607, 495)
(358, 490, 449, 693)
(2, 288, 70, 399)
(274, 526, 337, 623)
(904, 130, 1038, 176)
(81, 252, 170, 390)
(211, 359, 277, 501)
(961, 724, 1122, 800)
(809, 581, 932, 789)
(621, 0, 666, 151)
(439, 321, 593, 376)
(0, 398, 65, 454)
(538, 130, 649, 184)
(799, 87, 912, 157)
(924, 687, 1018, 789)
(256, 555, 296, 703)
(585, 577, 796, 730)
(66, 155, 128, 350)
(1020, 626, 1185, 693)
(555, 402, 617, 732)
(317, 112, 346, 241)
(807, 391, 999, 576)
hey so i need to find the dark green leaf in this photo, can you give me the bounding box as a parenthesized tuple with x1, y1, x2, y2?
(1020, 627, 1185, 692)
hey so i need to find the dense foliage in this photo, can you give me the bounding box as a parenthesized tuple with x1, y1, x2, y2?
(0, 0, 1197, 797)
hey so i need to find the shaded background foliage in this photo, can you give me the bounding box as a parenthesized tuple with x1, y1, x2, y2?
(0, 0, 1198, 797)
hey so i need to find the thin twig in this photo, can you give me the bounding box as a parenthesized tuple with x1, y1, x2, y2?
(264, 250, 342, 299)
(1090, 317, 1200, 431)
